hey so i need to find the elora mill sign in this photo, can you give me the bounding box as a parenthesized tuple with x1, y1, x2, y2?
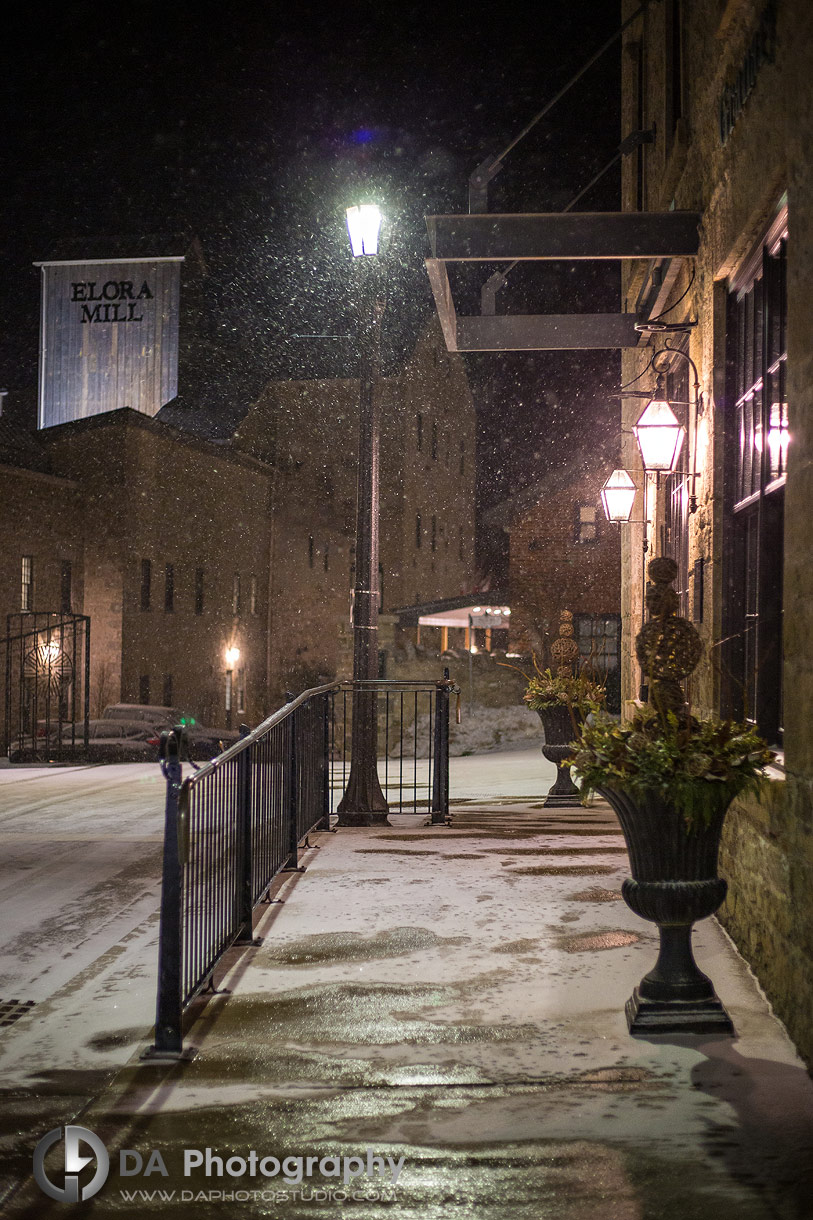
(35, 256, 184, 429)
(70, 278, 154, 324)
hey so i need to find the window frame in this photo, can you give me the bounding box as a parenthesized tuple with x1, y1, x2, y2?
(722, 214, 787, 745)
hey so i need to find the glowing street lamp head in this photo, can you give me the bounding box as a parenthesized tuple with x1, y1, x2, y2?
(345, 204, 382, 257)
(225, 646, 240, 668)
(600, 468, 637, 523)
(633, 380, 686, 473)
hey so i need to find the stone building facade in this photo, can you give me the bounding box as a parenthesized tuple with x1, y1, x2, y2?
(0, 314, 476, 731)
(620, 0, 813, 1064)
(488, 455, 622, 710)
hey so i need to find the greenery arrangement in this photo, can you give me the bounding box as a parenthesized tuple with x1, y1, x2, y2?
(502, 655, 606, 716)
(568, 703, 775, 830)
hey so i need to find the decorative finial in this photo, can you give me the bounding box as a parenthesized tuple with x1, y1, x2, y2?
(635, 556, 703, 717)
(550, 609, 580, 677)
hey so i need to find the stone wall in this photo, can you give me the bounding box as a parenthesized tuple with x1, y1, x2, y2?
(620, 0, 813, 1066)
(44, 410, 273, 726)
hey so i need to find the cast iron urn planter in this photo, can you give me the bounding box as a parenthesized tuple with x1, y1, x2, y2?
(537, 609, 584, 807)
(598, 556, 736, 1035)
(597, 786, 734, 1034)
(538, 703, 582, 807)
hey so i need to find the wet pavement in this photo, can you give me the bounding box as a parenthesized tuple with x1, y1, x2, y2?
(2, 751, 813, 1218)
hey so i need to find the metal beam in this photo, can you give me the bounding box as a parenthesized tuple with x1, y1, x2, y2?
(425, 258, 457, 351)
(456, 314, 643, 351)
(426, 212, 701, 262)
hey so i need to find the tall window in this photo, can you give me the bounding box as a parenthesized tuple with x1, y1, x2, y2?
(250, 574, 258, 614)
(162, 673, 173, 706)
(140, 559, 151, 611)
(576, 614, 622, 714)
(60, 560, 72, 613)
(723, 215, 787, 744)
(139, 674, 151, 705)
(195, 568, 205, 615)
(164, 563, 174, 613)
(431, 515, 437, 553)
(21, 556, 33, 611)
(232, 573, 241, 616)
(415, 513, 422, 548)
(416, 412, 423, 451)
(431, 420, 438, 460)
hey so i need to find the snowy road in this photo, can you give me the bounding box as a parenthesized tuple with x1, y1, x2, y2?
(0, 763, 166, 1080)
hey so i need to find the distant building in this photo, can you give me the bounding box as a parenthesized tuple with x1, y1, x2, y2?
(0, 313, 476, 735)
(485, 454, 622, 710)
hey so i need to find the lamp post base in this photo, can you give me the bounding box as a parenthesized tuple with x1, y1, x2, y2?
(335, 810, 391, 827)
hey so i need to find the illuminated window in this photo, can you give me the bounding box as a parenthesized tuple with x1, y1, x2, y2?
(21, 556, 33, 611)
(250, 574, 258, 614)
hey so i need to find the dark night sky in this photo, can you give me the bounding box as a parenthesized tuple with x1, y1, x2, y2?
(0, 0, 621, 518)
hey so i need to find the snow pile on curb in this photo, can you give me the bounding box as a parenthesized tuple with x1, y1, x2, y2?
(394, 702, 543, 757)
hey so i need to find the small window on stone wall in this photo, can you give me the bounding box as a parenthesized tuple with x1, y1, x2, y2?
(576, 505, 598, 543)
(21, 555, 33, 611)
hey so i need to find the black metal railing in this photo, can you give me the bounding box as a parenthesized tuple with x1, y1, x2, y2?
(149, 674, 455, 1056)
(3, 611, 90, 761)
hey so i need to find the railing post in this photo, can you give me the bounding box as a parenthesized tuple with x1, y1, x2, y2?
(431, 668, 454, 825)
(149, 731, 185, 1057)
(235, 725, 256, 944)
(319, 692, 331, 829)
(284, 708, 303, 870)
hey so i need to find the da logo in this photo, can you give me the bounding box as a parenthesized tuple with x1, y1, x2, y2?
(33, 1125, 109, 1202)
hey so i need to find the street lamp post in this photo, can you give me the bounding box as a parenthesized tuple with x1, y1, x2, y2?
(336, 204, 390, 826)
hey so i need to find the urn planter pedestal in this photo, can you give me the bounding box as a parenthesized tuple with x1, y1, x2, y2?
(537, 705, 582, 807)
(598, 786, 735, 1036)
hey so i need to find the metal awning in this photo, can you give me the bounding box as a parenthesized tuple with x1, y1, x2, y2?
(392, 594, 510, 628)
(424, 210, 700, 352)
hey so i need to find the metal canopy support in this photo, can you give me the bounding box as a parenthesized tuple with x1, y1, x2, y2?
(457, 314, 641, 351)
(424, 211, 700, 353)
(426, 212, 701, 262)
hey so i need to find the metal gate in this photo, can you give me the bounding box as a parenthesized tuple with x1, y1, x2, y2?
(3, 612, 90, 761)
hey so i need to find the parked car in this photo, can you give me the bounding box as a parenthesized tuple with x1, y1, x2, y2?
(101, 704, 240, 760)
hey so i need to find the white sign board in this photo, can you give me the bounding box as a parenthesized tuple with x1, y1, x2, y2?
(36, 256, 183, 429)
